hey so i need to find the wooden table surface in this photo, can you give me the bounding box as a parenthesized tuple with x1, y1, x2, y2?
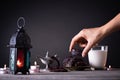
(0, 69, 120, 80)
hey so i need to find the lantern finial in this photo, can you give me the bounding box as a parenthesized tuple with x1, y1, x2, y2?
(17, 17, 25, 29)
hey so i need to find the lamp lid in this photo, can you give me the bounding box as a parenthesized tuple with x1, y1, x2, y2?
(8, 17, 32, 48)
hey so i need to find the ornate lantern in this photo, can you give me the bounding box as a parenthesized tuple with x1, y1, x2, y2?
(7, 17, 32, 74)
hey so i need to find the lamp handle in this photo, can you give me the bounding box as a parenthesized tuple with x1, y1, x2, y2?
(17, 17, 25, 29)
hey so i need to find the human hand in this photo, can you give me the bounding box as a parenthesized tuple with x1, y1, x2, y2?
(69, 13, 120, 57)
(69, 27, 105, 57)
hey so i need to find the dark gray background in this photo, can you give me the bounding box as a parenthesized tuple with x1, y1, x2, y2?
(0, 0, 120, 68)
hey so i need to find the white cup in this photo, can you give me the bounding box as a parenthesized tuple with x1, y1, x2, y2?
(88, 45, 108, 69)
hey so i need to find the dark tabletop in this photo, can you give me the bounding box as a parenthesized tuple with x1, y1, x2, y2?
(0, 69, 120, 80)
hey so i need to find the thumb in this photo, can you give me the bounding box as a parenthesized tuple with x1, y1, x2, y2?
(82, 42, 93, 57)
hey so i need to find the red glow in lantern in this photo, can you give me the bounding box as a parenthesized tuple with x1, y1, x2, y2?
(17, 49, 24, 68)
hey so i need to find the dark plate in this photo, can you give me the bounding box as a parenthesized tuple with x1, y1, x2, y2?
(64, 66, 90, 71)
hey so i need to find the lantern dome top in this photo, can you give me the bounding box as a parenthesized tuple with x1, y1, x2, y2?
(8, 17, 32, 48)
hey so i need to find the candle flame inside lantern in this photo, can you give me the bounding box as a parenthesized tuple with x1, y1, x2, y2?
(17, 59, 23, 68)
